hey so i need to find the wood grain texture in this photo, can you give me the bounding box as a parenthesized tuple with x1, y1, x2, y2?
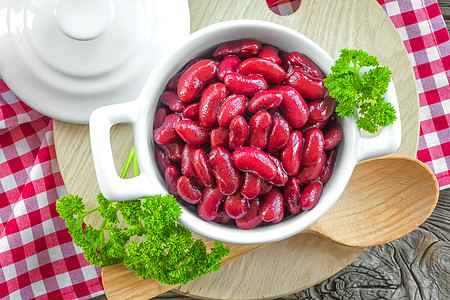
(102, 243, 265, 300)
(160, 4, 450, 298)
(306, 156, 438, 247)
(187, 0, 419, 158)
(101, 156, 438, 299)
(92, 2, 450, 299)
(439, 0, 450, 31)
(295, 190, 450, 300)
(137, 190, 450, 300)
(54, 0, 422, 299)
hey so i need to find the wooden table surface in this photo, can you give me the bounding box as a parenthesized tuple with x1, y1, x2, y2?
(92, 1, 450, 299)
(157, 1, 450, 299)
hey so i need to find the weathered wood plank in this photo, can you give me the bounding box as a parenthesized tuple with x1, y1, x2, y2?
(292, 189, 450, 300)
(439, 0, 450, 31)
(438, 0, 450, 7)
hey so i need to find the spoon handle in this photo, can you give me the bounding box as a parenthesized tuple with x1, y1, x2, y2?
(102, 242, 265, 300)
(102, 229, 357, 300)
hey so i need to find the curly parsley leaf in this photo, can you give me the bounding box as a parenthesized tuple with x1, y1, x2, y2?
(55, 147, 230, 286)
(324, 49, 396, 133)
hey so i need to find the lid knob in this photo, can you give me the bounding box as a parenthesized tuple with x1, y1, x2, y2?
(56, 0, 114, 41)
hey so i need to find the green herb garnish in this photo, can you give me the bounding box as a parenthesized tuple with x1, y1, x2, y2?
(56, 147, 230, 285)
(324, 49, 397, 133)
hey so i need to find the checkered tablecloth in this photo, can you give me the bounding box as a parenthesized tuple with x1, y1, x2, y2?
(1, 0, 449, 299)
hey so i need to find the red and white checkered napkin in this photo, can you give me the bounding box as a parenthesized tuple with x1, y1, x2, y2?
(0, 1, 449, 299)
(379, 0, 450, 188)
(0, 83, 103, 298)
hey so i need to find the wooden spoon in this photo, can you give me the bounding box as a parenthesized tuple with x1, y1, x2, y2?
(102, 156, 438, 299)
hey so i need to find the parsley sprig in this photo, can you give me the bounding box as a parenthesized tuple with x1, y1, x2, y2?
(324, 49, 397, 133)
(56, 147, 230, 285)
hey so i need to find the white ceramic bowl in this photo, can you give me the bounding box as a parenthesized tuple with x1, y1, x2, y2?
(89, 20, 401, 245)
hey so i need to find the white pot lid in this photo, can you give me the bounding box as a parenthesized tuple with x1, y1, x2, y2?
(0, 0, 190, 123)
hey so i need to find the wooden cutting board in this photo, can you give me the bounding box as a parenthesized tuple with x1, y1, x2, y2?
(53, 0, 419, 298)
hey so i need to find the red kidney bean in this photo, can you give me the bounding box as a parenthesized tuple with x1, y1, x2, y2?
(223, 72, 267, 96)
(228, 115, 248, 150)
(301, 128, 325, 166)
(178, 59, 218, 103)
(174, 120, 210, 146)
(217, 95, 248, 127)
(248, 111, 272, 149)
(328, 110, 337, 122)
(193, 149, 215, 187)
(319, 149, 337, 183)
(213, 39, 261, 59)
(265, 116, 290, 154)
(181, 144, 198, 178)
(238, 57, 287, 84)
(184, 57, 204, 69)
(210, 126, 229, 149)
(288, 51, 324, 79)
(260, 188, 284, 222)
(159, 140, 183, 163)
(280, 130, 303, 176)
(247, 90, 284, 113)
(300, 180, 323, 210)
(214, 206, 235, 225)
(159, 91, 186, 113)
(241, 172, 262, 200)
(191, 178, 205, 190)
(167, 73, 183, 91)
(209, 147, 241, 195)
(233, 147, 277, 180)
(199, 83, 228, 127)
(287, 67, 325, 100)
(258, 45, 282, 65)
(308, 96, 336, 123)
(155, 148, 172, 174)
(284, 177, 301, 214)
(167, 58, 203, 90)
(301, 119, 329, 133)
(165, 166, 180, 196)
(156, 39, 345, 228)
(279, 50, 291, 72)
(224, 193, 250, 219)
(272, 206, 284, 224)
(197, 186, 225, 221)
(268, 107, 285, 119)
(269, 156, 288, 187)
(235, 197, 263, 229)
(259, 179, 273, 195)
(323, 123, 342, 151)
(154, 114, 181, 145)
(182, 103, 199, 120)
(271, 86, 309, 128)
(218, 55, 241, 81)
(153, 106, 171, 129)
(296, 151, 326, 185)
(177, 175, 202, 204)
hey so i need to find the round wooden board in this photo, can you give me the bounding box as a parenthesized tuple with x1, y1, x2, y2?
(53, 0, 419, 299)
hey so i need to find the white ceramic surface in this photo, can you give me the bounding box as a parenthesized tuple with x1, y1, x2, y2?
(89, 20, 402, 245)
(0, 0, 190, 123)
(56, 0, 114, 41)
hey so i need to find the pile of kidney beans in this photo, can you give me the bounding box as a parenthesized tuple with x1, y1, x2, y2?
(153, 39, 342, 230)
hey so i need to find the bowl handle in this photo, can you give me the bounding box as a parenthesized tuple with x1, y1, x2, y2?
(356, 80, 402, 161)
(89, 101, 151, 201)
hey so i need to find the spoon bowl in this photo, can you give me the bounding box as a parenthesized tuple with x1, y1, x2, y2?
(305, 155, 439, 247)
(102, 156, 439, 299)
